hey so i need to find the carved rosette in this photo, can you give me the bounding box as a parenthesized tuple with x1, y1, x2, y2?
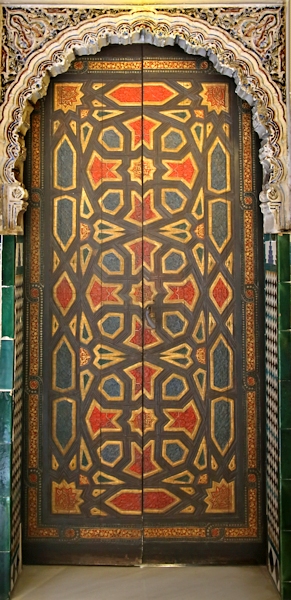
(0, 8, 287, 234)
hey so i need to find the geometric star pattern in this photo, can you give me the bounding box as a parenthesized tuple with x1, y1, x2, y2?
(24, 47, 262, 559)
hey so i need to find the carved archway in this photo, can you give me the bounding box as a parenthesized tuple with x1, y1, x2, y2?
(0, 8, 287, 234)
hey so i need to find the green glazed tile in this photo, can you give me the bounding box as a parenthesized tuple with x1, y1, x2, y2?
(281, 480, 291, 530)
(278, 233, 290, 282)
(281, 430, 291, 479)
(0, 340, 14, 390)
(0, 497, 10, 552)
(2, 235, 15, 287)
(0, 393, 12, 444)
(278, 282, 291, 331)
(281, 381, 291, 429)
(281, 531, 291, 582)
(0, 551, 10, 600)
(279, 331, 291, 380)
(282, 581, 291, 600)
(1, 287, 14, 339)
(0, 443, 11, 497)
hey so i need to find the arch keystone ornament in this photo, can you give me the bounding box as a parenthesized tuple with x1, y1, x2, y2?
(0, 7, 287, 234)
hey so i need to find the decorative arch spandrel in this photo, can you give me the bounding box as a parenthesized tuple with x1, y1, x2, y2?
(0, 7, 287, 234)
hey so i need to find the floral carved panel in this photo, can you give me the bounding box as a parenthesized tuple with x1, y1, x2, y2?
(0, 7, 287, 234)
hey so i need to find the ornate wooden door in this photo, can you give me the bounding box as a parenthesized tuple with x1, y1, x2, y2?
(23, 45, 265, 564)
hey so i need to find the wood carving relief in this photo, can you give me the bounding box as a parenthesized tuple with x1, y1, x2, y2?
(0, 7, 287, 234)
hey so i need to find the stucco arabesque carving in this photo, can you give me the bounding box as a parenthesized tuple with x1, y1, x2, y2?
(0, 7, 287, 234)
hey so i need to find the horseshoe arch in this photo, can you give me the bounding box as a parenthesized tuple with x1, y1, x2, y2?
(0, 9, 287, 234)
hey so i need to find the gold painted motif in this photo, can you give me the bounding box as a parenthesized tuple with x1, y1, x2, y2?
(162, 249, 187, 274)
(204, 479, 235, 513)
(211, 397, 235, 456)
(160, 219, 192, 244)
(80, 313, 93, 344)
(206, 123, 214, 137)
(80, 122, 93, 152)
(86, 400, 122, 440)
(207, 252, 216, 274)
(92, 109, 124, 122)
(160, 110, 191, 123)
(80, 189, 94, 219)
(52, 455, 59, 470)
(210, 335, 233, 391)
(93, 344, 125, 370)
(80, 370, 94, 401)
(53, 196, 76, 251)
(208, 137, 231, 194)
(225, 252, 233, 274)
(52, 315, 59, 336)
(211, 456, 218, 470)
(192, 244, 204, 274)
(228, 456, 236, 472)
(53, 251, 60, 272)
(52, 336, 76, 392)
(208, 199, 232, 252)
(98, 189, 124, 215)
(193, 437, 207, 470)
(98, 313, 124, 340)
(226, 313, 234, 335)
(54, 83, 84, 114)
(128, 407, 158, 436)
(162, 373, 189, 401)
(161, 127, 187, 153)
(98, 441, 123, 468)
(199, 83, 229, 115)
(128, 157, 156, 184)
(69, 455, 77, 471)
(160, 343, 193, 370)
(163, 470, 194, 485)
(164, 400, 201, 440)
(92, 471, 124, 486)
(192, 188, 204, 220)
(53, 136, 77, 191)
(80, 244, 93, 275)
(70, 251, 77, 273)
(90, 508, 107, 516)
(191, 122, 204, 152)
(52, 480, 84, 514)
(98, 125, 124, 152)
(99, 374, 124, 402)
(193, 368, 207, 402)
(52, 398, 76, 455)
(162, 152, 198, 190)
(208, 312, 216, 335)
(69, 120, 77, 135)
(162, 311, 188, 339)
(162, 440, 189, 467)
(80, 437, 93, 471)
(193, 311, 206, 343)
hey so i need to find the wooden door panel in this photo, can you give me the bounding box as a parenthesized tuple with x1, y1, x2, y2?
(23, 45, 265, 564)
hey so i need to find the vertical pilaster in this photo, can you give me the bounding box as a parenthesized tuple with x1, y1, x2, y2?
(264, 233, 280, 594)
(278, 234, 291, 599)
(0, 236, 15, 600)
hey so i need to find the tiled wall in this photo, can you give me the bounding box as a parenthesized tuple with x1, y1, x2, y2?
(265, 234, 280, 592)
(0, 235, 24, 600)
(277, 234, 291, 599)
(0, 236, 15, 600)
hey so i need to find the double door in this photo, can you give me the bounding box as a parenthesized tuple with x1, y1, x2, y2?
(23, 45, 265, 564)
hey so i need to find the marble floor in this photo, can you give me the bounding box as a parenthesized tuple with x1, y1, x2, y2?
(12, 565, 280, 600)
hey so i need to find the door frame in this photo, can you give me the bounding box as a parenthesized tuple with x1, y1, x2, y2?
(0, 6, 285, 594)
